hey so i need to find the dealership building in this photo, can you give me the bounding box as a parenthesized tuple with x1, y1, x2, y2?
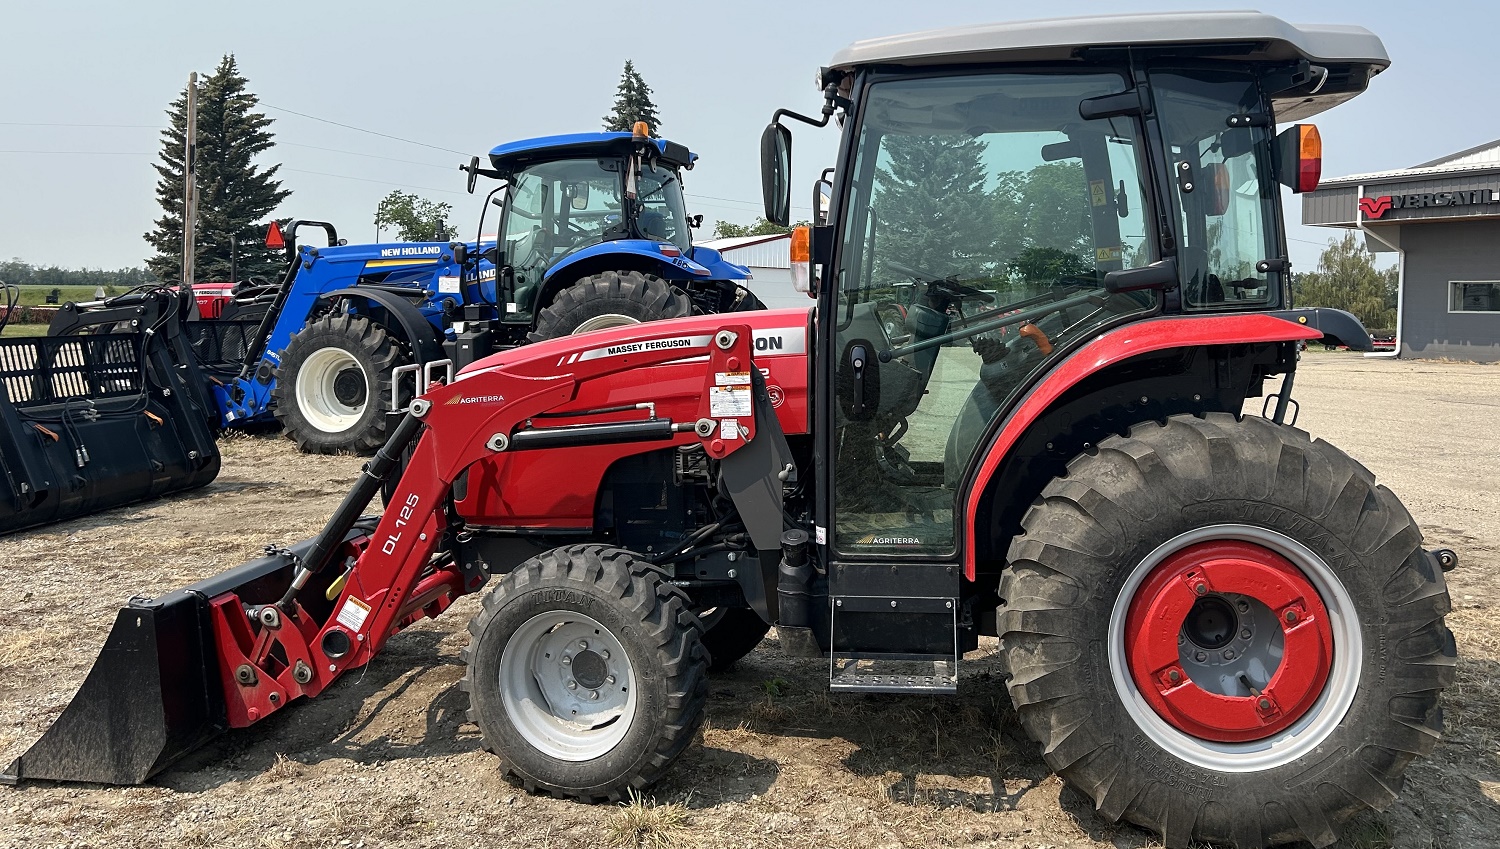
(1303, 139, 1500, 362)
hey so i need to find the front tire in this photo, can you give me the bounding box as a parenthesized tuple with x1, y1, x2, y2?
(527, 271, 690, 342)
(998, 413, 1455, 848)
(461, 545, 709, 801)
(271, 312, 405, 455)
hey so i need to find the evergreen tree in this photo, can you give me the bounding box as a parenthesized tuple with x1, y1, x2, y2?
(872, 134, 1000, 279)
(1292, 231, 1399, 331)
(145, 56, 290, 282)
(602, 61, 661, 134)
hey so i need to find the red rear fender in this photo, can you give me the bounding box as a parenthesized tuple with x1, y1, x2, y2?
(962, 314, 1320, 578)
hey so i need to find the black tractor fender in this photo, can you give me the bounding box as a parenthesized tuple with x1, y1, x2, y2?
(322, 287, 445, 365)
(1269, 307, 1374, 351)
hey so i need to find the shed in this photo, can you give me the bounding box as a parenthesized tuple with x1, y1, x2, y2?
(695, 233, 809, 310)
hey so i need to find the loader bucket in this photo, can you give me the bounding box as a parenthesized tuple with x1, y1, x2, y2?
(1, 298, 220, 535)
(2, 540, 313, 785)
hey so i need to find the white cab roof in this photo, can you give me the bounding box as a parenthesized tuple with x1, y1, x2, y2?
(829, 11, 1387, 72)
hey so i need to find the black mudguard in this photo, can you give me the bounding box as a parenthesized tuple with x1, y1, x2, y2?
(1270, 307, 1374, 351)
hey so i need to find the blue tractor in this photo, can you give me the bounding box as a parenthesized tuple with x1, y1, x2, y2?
(199, 127, 755, 454)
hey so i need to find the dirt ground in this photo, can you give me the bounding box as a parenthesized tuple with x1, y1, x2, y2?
(1, 354, 1497, 849)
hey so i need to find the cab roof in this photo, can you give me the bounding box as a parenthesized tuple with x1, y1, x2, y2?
(827, 11, 1389, 120)
(488, 132, 696, 174)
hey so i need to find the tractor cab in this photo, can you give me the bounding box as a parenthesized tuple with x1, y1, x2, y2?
(762, 11, 1380, 561)
(471, 129, 742, 332)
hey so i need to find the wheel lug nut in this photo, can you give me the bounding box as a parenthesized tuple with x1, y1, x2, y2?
(1236, 600, 1250, 613)
(1222, 649, 1235, 660)
(1241, 628, 1252, 640)
(588, 690, 600, 701)
(600, 650, 610, 660)
(566, 680, 578, 690)
(606, 675, 616, 685)
(561, 655, 571, 666)
(1194, 652, 1207, 663)
(1258, 697, 1272, 711)
(1284, 610, 1299, 624)
(579, 640, 589, 649)
(1177, 632, 1185, 645)
(1194, 583, 1207, 596)
(1167, 670, 1182, 683)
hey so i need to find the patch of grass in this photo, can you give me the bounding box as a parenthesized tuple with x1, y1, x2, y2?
(1, 322, 49, 337)
(8, 285, 116, 306)
(607, 789, 688, 849)
(1331, 813, 1393, 849)
(761, 677, 791, 697)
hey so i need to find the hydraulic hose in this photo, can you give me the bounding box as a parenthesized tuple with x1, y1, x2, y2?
(276, 410, 426, 610)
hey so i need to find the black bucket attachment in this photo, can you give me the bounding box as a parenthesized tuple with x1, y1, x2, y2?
(2, 539, 310, 785)
(0, 291, 220, 535)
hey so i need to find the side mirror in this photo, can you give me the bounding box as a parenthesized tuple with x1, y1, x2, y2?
(465, 155, 480, 194)
(567, 181, 590, 210)
(814, 177, 832, 226)
(1274, 124, 1322, 193)
(760, 123, 792, 226)
(451, 243, 468, 265)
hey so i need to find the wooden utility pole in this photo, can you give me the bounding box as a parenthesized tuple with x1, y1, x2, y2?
(180, 71, 199, 288)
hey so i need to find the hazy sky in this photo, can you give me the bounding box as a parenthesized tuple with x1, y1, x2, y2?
(2, 0, 1491, 273)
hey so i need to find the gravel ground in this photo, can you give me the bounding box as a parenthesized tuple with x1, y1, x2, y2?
(0, 352, 1496, 849)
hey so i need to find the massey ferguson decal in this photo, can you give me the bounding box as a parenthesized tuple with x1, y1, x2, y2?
(1360, 189, 1500, 219)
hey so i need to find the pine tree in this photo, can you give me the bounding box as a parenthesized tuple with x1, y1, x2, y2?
(602, 61, 661, 134)
(872, 134, 1002, 280)
(144, 56, 290, 282)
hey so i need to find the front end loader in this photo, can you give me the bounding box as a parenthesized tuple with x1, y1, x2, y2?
(7, 13, 1457, 849)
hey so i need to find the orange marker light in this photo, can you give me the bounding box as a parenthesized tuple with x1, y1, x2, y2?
(790, 225, 812, 294)
(632, 121, 651, 141)
(1297, 125, 1322, 193)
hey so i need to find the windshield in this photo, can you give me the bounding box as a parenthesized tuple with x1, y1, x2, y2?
(637, 162, 691, 252)
(831, 71, 1158, 557)
(501, 158, 625, 315)
(1151, 68, 1281, 310)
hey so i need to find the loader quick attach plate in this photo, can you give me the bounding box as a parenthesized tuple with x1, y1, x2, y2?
(1, 541, 310, 785)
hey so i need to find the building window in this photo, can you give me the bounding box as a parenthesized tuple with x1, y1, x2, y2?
(1450, 281, 1500, 313)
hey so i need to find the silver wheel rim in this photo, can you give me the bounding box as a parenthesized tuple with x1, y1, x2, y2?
(294, 347, 367, 434)
(572, 314, 641, 335)
(499, 609, 637, 761)
(1106, 524, 1363, 772)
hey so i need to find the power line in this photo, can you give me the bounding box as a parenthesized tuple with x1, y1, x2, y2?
(282, 167, 465, 196)
(262, 103, 470, 156)
(280, 141, 455, 171)
(0, 121, 158, 128)
(0, 150, 152, 155)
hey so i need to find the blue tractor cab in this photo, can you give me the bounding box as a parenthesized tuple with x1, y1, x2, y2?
(142, 127, 755, 455)
(465, 128, 756, 340)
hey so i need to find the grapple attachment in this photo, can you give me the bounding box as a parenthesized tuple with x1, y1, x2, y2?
(0, 290, 220, 535)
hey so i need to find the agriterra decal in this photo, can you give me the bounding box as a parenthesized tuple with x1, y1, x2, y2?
(1360, 189, 1500, 219)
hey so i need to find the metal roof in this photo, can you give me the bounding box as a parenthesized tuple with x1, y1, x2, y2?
(1320, 140, 1500, 187)
(828, 11, 1388, 71)
(696, 234, 791, 269)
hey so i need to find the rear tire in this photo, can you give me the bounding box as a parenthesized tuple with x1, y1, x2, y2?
(998, 413, 1455, 848)
(271, 312, 406, 455)
(527, 271, 690, 342)
(461, 544, 709, 801)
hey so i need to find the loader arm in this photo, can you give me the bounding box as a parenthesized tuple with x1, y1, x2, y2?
(4, 320, 768, 785)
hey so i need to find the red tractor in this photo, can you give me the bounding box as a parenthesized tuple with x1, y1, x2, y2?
(6, 12, 1456, 848)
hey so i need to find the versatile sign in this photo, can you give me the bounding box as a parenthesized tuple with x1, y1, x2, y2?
(1360, 189, 1500, 219)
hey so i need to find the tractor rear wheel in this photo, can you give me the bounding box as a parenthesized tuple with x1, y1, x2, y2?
(699, 607, 771, 672)
(271, 312, 406, 455)
(527, 270, 690, 342)
(461, 544, 709, 801)
(998, 413, 1455, 848)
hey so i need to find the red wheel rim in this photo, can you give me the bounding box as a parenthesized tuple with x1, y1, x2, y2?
(1123, 540, 1334, 742)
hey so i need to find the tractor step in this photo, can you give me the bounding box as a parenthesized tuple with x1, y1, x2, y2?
(829, 654, 958, 694)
